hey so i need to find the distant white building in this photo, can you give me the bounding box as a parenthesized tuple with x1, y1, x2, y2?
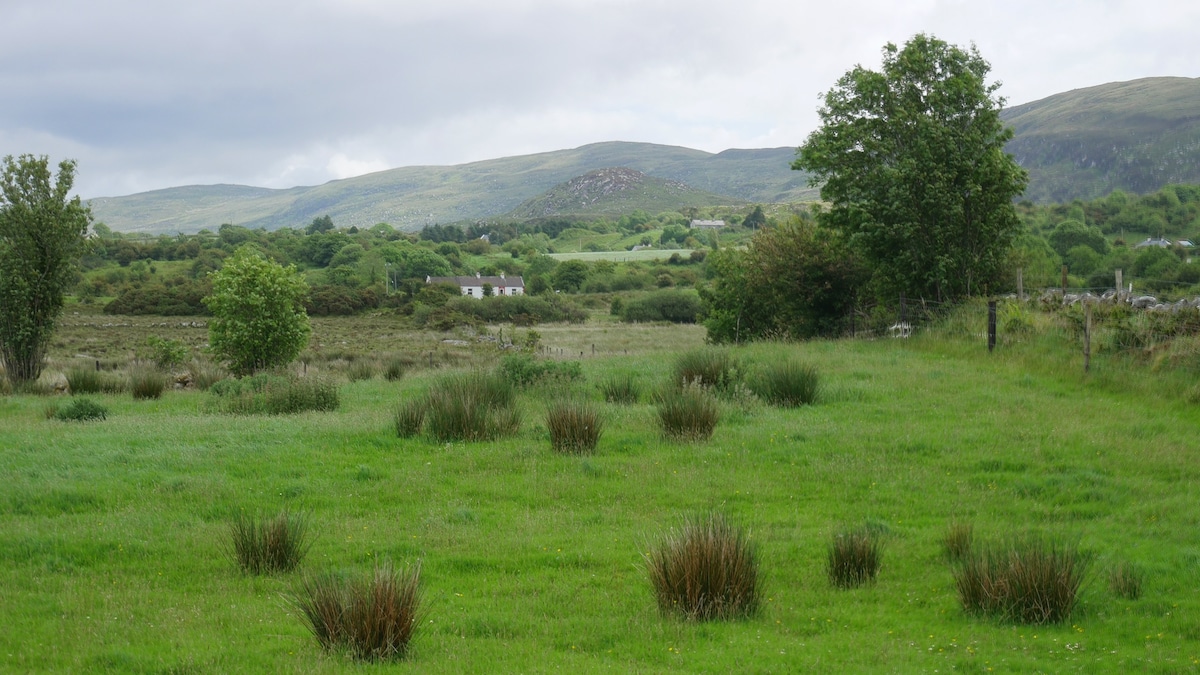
(426, 272, 525, 298)
(1134, 237, 1172, 248)
(689, 219, 726, 229)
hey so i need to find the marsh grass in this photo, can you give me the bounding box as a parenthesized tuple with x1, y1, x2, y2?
(546, 400, 603, 454)
(188, 359, 228, 391)
(424, 370, 520, 441)
(227, 511, 311, 575)
(1108, 560, 1143, 600)
(394, 397, 428, 438)
(828, 527, 882, 588)
(210, 375, 339, 415)
(51, 397, 109, 422)
(347, 360, 378, 382)
(671, 348, 739, 391)
(749, 360, 819, 407)
(598, 372, 640, 404)
(129, 366, 168, 400)
(645, 512, 760, 621)
(953, 536, 1091, 624)
(66, 366, 127, 395)
(656, 382, 719, 441)
(294, 562, 423, 661)
(383, 357, 408, 382)
(943, 520, 974, 563)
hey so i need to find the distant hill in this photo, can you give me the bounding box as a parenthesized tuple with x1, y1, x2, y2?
(1001, 77, 1200, 203)
(506, 167, 740, 218)
(89, 143, 814, 234)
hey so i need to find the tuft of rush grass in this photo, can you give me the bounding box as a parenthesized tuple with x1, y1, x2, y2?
(383, 357, 408, 382)
(1108, 560, 1144, 600)
(942, 520, 974, 563)
(671, 348, 739, 391)
(423, 370, 520, 442)
(546, 399, 603, 454)
(129, 366, 168, 400)
(51, 397, 108, 422)
(294, 562, 423, 661)
(656, 382, 719, 441)
(953, 535, 1091, 624)
(749, 360, 819, 407)
(347, 360, 378, 382)
(828, 527, 882, 588)
(227, 511, 311, 575)
(210, 375, 339, 415)
(66, 366, 127, 395)
(598, 372, 640, 404)
(394, 397, 428, 438)
(188, 359, 228, 391)
(645, 512, 761, 621)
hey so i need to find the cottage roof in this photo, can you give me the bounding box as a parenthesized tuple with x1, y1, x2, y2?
(426, 275, 525, 287)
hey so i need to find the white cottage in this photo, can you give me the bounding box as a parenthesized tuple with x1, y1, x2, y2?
(426, 272, 525, 298)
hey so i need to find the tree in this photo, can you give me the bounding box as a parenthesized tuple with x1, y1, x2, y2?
(743, 205, 767, 229)
(203, 246, 311, 375)
(552, 259, 590, 292)
(0, 155, 92, 384)
(794, 34, 1028, 302)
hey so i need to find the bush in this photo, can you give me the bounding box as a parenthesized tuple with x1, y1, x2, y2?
(645, 512, 761, 621)
(129, 366, 167, 400)
(599, 372, 640, 404)
(52, 397, 108, 422)
(210, 375, 340, 415)
(294, 562, 423, 661)
(671, 348, 739, 390)
(394, 397, 427, 438)
(140, 336, 190, 370)
(749, 360, 819, 407)
(66, 366, 126, 395)
(953, 535, 1091, 624)
(828, 527, 882, 588)
(546, 400, 603, 454)
(498, 353, 583, 388)
(424, 370, 520, 442)
(227, 511, 311, 575)
(1108, 560, 1143, 600)
(620, 289, 702, 323)
(656, 383, 719, 441)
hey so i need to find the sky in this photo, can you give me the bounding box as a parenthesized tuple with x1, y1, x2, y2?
(1, 0, 1196, 199)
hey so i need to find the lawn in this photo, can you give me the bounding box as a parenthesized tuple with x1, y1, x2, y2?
(2, 316, 1199, 673)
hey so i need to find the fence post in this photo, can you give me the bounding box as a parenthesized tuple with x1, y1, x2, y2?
(1016, 268, 1024, 300)
(1084, 302, 1093, 373)
(988, 300, 997, 353)
(900, 293, 907, 327)
(1115, 269, 1123, 301)
(1061, 265, 1068, 294)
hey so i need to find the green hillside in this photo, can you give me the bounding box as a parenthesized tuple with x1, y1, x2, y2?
(1002, 76, 1200, 203)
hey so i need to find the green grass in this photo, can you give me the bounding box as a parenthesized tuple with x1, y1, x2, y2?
(2, 318, 1200, 671)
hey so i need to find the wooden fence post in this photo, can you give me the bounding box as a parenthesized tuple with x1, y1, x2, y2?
(1084, 302, 1092, 373)
(988, 300, 997, 353)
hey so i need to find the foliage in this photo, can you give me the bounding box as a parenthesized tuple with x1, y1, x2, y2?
(188, 359, 228, 391)
(645, 512, 761, 621)
(66, 366, 126, 395)
(0, 155, 92, 384)
(952, 535, 1091, 624)
(670, 348, 740, 390)
(498, 353, 584, 388)
(103, 281, 210, 316)
(140, 336, 190, 370)
(227, 511, 311, 575)
(599, 372, 640, 404)
(204, 246, 311, 376)
(294, 562, 423, 661)
(1047, 219, 1109, 257)
(748, 360, 820, 407)
(620, 289, 702, 324)
(546, 400, 604, 454)
(828, 527, 883, 588)
(52, 397, 108, 422)
(209, 374, 339, 415)
(423, 370, 521, 442)
(129, 366, 168, 400)
(794, 34, 1028, 302)
(656, 382, 719, 441)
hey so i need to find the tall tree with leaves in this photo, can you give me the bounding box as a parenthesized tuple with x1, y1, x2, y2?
(0, 155, 92, 385)
(794, 34, 1027, 302)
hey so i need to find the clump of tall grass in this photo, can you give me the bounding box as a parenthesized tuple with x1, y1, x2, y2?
(66, 366, 127, 395)
(347, 360, 378, 382)
(227, 511, 311, 575)
(394, 397, 428, 438)
(952, 535, 1091, 624)
(294, 562, 423, 661)
(749, 360, 820, 407)
(383, 358, 408, 382)
(498, 352, 583, 388)
(1108, 560, 1143, 600)
(189, 359, 228, 391)
(424, 370, 520, 442)
(51, 398, 108, 422)
(599, 372, 640, 404)
(671, 348, 740, 391)
(129, 366, 168, 400)
(546, 400, 603, 454)
(828, 527, 883, 588)
(656, 383, 719, 441)
(210, 374, 339, 415)
(943, 520, 974, 563)
(645, 512, 761, 621)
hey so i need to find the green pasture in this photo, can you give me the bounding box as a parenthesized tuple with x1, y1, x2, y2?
(2, 319, 1199, 672)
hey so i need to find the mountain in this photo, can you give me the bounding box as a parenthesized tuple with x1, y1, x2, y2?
(1001, 76, 1200, 203)
(506, 167, 740, 218)
(89, 143, 813, 234)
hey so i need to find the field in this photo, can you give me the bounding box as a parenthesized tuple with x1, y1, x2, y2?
(2, 309, 1200, 673)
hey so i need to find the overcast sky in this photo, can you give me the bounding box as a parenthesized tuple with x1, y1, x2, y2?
(1, 0, 1196, 199)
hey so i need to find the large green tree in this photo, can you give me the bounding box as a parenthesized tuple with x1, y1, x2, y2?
(794, 34, 1027, 302)
(0, 155, 92, 384)
(203, 246, 311, 375)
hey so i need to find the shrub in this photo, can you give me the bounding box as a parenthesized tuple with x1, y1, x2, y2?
(749, 360, 819, 407)
(140, 336, 191, 370)
(656, 383, 719, 441)
(953, 535, 1091, 624)
(599, 372, 640, 404)
(942, 520, 974, 563)
(294, 562, 423, 661)
(211, 375, 339, 415)
(227, 511, 311, 575)
(546, 400, 603, 454)
(394, 397, 428, 438)
(53, 397, 108, 422)
(383, 358, 408, 382)
(66, 366, 126, 395)
(424, 370, 520, 442)
(498, 353, 583, 387)
(1108, 560, 1143, 600)
(645, 512, 761, 621)
(671, 348, 739, 390)
(129, 366, 167, 400)
(828, 527, 882, 588)
(620, 289, 702, 323)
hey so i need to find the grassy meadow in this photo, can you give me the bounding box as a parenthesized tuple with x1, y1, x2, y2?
(2, 308, 1200, 673)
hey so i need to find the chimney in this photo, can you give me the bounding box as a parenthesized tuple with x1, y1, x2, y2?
(500, 273, 505, 280)
(476, 272, 481, 279)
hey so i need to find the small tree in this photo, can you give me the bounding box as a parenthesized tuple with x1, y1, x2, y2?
(204, 246, 311, 376)
(0, 155, 92, 385)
